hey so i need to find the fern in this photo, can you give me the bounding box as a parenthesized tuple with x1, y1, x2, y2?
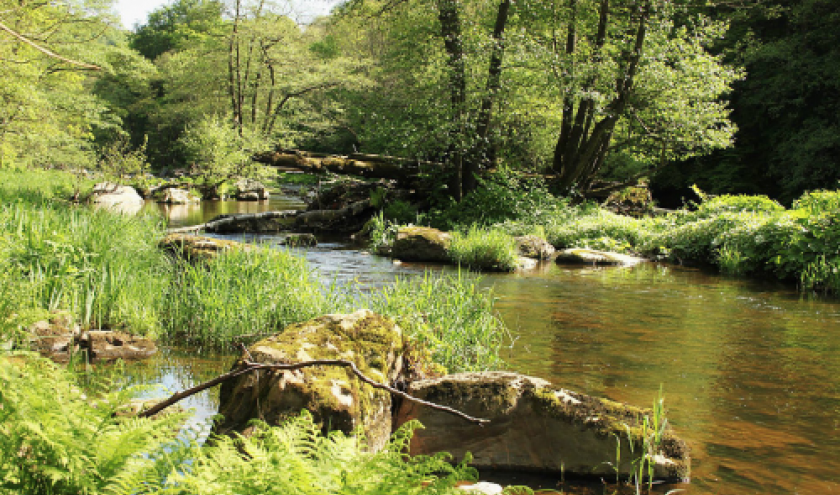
(1, 354, 475, 495)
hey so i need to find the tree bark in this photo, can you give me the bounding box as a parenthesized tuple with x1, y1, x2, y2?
(436, 0, 467, 200)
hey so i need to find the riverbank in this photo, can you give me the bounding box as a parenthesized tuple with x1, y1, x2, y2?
(372, 174, 840, 294)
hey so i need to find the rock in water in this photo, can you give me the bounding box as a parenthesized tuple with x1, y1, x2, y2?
(391, 227, 452, 262)
(214, 310, 403, 451)
(159, 233, 250, 260)
(234, 178, 270, 200)
(157, 188, 200, 204)
(89, 182, 144, 214)
(395, 372, 690, 481)
(555, 248, 644, 266)
(514, 235, 555, 260)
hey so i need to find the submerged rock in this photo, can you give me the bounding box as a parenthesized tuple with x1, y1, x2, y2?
(555, 248, 644, 266)
(391, 227, 452, 262)
(514, 235, 555, 260)
(395, 372, 690, 481)
(159, 233, 251, 260)
(214, 310, 404, 451)
(82, 330, 157, 362)
(283, 233, 318, 247)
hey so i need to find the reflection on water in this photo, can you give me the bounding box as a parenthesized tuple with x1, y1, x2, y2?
(127, 203, 840, 494)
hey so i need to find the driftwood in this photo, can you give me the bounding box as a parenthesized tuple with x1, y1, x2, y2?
(139, 359, 489, 426)
(254, 150, 444, 182)
(166, 211, 300, 234)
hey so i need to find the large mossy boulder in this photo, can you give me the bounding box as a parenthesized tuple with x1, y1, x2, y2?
(391, 227, 452, 262)
(395, 372, 690, 481)
(555, 248, 644, 266)
(159, 233, 251, 260)
(214, 310, 404, 451)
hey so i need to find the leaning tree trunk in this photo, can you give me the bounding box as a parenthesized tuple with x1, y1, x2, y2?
(552, 0, 650, 194)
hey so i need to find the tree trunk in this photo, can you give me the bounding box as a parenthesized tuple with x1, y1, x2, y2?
(436, 0, 467, 200)
(552, 0, 650, 193)
(468, 0, 512, 194)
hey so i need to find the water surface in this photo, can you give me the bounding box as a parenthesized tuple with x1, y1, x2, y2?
(134, 203, 840, 494)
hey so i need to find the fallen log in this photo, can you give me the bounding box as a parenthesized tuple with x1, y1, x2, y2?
(254, 150, 444, 182)
(166, 210, 300, 234)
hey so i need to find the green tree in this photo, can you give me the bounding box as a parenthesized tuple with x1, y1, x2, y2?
(0, 0, 117, 170)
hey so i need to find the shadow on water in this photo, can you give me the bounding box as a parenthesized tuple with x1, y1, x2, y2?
(127, 204, 840, 494)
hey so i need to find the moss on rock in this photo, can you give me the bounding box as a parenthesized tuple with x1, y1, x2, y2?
(215, 310, 403, 451)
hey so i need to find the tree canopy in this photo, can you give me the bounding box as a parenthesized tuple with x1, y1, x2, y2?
(2, 0, 837, 204)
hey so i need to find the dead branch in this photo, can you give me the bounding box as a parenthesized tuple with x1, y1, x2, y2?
(139, 358, 489, 426)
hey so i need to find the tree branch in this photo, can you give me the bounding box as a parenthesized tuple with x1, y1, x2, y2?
(139, 359, 490, 426)
(0, 19, 100, 70)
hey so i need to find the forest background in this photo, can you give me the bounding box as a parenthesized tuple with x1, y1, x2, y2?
(1, 0, 837, 206)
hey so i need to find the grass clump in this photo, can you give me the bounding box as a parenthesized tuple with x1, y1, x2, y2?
(361, 273, 509, 373)
(448, 226, 519, 272)
(162, 246, 336, 348)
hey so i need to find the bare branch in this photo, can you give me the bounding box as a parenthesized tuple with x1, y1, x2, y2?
(139, 359, 490, 426)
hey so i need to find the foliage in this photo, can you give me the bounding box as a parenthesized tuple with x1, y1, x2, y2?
(0, 354, 477, 495)
(178, 115, 269, 193)
(0, 354, 188, 495)
(139, 413, 475, 495)
(426, 171, 566, 230)
(0, 0, 119, 170)
(448, 227, 519, 272)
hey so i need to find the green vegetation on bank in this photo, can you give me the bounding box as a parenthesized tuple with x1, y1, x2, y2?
(372, 173, 840, 294)
(0, 170, 506, 372)
(0, 354, 477, 495)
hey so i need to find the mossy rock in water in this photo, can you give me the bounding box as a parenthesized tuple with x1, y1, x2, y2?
(214, 310, 404, 451)
(159, 233, 250, 261)
(514, 235, 555, 260)
(395, 372, 690, 481)
(391, 227, 452, 262)
(555, 248, 644, 266)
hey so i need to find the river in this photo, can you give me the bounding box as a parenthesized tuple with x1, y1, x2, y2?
(134, 198, 840, 494)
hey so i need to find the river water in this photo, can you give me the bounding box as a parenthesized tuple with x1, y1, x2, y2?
(137, 198, 840, 494)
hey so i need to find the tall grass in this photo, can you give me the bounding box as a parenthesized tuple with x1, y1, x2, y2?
(361, 272, 509, 373)
(448, 226, 520, 272)
(162, 247, 335, 347)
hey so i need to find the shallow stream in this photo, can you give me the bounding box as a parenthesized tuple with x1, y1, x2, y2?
(134, 199, 840, 494)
